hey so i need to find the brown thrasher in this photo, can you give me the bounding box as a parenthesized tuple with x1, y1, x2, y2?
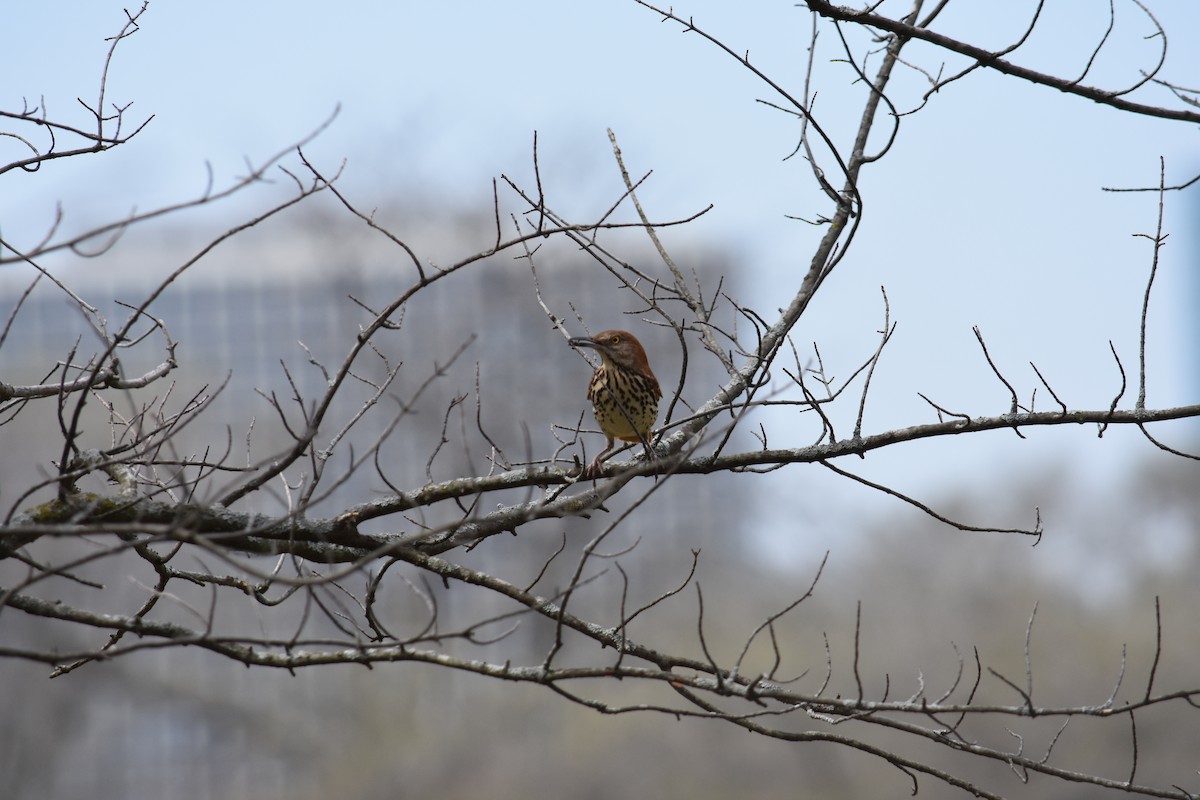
(568, 329, 662, 478)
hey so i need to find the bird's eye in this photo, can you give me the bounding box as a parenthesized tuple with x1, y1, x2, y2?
(610, 336, 621, 345)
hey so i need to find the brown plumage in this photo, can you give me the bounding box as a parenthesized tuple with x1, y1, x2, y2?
(568, 329, 661, 478)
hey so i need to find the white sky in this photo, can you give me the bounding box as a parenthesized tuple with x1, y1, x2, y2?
(3, 1, 1199, 561)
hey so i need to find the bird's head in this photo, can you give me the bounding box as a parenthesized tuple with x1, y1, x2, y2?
(568, 330, 653, 376)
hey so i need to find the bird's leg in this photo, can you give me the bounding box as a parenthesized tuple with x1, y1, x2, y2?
(635, 428, 658, 464)
(583, 436, 616, 480)
(583, 433, 662, 480)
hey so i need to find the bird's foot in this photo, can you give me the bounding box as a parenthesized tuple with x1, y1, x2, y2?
(581, 456, 606, 481)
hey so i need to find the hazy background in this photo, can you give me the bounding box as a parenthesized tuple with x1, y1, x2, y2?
(5, 0, 1197, 482)
(2, 2, 1199, 798)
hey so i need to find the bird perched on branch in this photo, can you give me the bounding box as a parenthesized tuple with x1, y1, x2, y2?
(568, 329, 661, 479)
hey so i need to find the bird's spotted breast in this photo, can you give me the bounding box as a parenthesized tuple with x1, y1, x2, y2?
(588, 365, 659, 442)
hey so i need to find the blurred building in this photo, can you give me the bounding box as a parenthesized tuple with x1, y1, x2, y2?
(1, 211, 755, 800)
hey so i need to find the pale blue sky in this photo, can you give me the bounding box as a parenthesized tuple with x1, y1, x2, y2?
(3, 1, 1198, 550)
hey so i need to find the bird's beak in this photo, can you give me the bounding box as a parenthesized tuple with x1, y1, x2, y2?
(568, 337, 598, 350)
